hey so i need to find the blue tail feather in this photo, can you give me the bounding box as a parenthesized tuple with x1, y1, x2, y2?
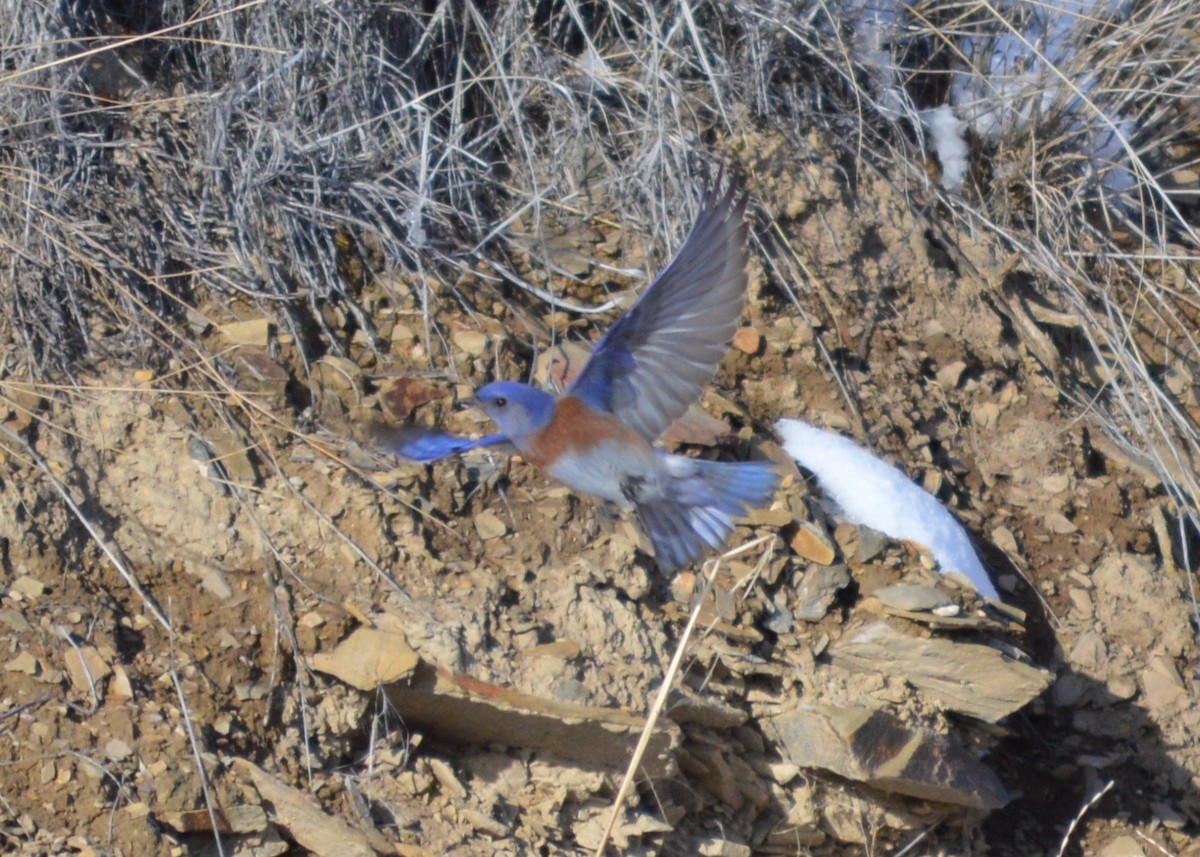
(639, 458, 779, 571)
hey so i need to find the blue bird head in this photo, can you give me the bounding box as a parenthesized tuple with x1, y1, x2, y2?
(473, 381, 555, 440)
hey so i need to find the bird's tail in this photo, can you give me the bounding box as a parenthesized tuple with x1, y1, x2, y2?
(637, 456, 779, 571)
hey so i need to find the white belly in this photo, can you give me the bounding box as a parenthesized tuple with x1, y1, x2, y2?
(546, 440, 656, 508)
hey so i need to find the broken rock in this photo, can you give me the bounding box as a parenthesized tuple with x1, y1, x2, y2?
(831, 621, 1051, 723)
(385, 662, 679, 776)
(310, 627, 419, 691)
(764, 704, 1009, 810)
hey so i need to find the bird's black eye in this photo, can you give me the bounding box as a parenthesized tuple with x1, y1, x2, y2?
(495, 397, 507, 408)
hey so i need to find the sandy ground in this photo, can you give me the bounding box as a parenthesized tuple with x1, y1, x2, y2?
(2, 136, 1198, 856)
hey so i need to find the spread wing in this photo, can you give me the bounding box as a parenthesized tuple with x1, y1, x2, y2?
(370, 425, 513, 462)
(567, 176, 750, 442)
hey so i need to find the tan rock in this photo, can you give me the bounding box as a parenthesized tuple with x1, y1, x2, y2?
(64, 645, 112, 695)
(764, 704, 1009, 809)
(233, 758, 385, 856)
(790, 521, 836, 564)
(310, 627, 419, 691)
(831, 621, 1052, 722)
(220, 318, 273, 347)
(474, 509, 508, 540)
(453, 329, 490, 357)
(731, 326, 763, 354)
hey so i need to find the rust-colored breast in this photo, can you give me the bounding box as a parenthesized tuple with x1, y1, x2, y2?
(524, 396, 643, 468)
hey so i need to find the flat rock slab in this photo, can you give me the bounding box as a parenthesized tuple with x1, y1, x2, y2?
(831, 621, 1052, 723)
(386, 662, 680, 777)
(764, 704, 1009, 810)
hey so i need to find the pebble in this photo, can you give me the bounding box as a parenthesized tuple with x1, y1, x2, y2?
(749, 506, 793, 527)
(474, 510, 508, 540)
(1044, 511, 1078, 534)
(428, 758, 467, 800)
(5, 652, 39, 675)
(105, 738, 133, 761)
(731, 327, 763, 354)
(856, 526, 889, 562)
(794, 564, 850, 622)
(453, 330, 490, 357)
(874, 583, 953, 613)
(790, 522, 836, 565)
(991, 525, 1019, 554)
(698, 838, 752, 857)
(1042, 473, 1070, 494)
(878, 583, 950, 609)
(10, 576, 46, 598)
(936, 360, 967, 388)
(762, 595, 794, 634)
(220, 318, 272, 347)
(1097, 835, 1145, 857)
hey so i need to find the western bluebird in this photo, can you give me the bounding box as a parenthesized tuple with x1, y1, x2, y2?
(378, 177, 778, 571)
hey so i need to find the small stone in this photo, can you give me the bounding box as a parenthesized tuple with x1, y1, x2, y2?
(1044, 510, 1077, 534)
(294, 612, 325, 631)
(1141, 656, 1186, 712)
(1106, 675, 1138, 701)
(133, 369, 156, 384)
(10, 576, 46, 598)
(453, 330, 490, 357)
(856, 526, 889, 562)
(874, 583, 953, 613)
(105, 738, 133, 761)
(769, 762, 800, 785)
(763, 595, 794, 634)
(1042, 473, 1070, 494)
(1051, 673, 1090, 708)
(1067, 588, 1093, 619)
(1150, 800, 1187, 830)
(936, 360, 967, 388)
(790, 522, 836, 565)
(1163, 365, 1193, 398)
(474, 510, 508, 540)
(1097, 835, 1145, 857)
(220, 318, 273, 347)
(794, 564, 850, 622)
(991, 525, 1019, 555)
(5, 652, 39, 675)
(671, 572, 697, 604)
(731, 327, 763, 355)
(310, 627, 419, 691)
(522, 640, 582, 660)
(1169, 166, 1200, 187)
(428, 758, 467, 800)
(748, 506, 793, 527)
(64, 645, 113, 695)
(698, 838, 751, 857)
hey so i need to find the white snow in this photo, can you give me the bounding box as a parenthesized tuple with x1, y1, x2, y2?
(835, 0, 1137, 201)
(920, 105, 969, 193)
(776, 418, 1000, 600)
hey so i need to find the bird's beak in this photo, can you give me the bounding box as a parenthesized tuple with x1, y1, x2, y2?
(457, 396, 478, 411)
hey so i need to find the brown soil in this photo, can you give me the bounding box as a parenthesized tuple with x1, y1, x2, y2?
(2, 136, 1197, 856)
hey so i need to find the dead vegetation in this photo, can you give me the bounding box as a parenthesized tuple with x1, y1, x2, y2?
(1, 0, 1199, 855)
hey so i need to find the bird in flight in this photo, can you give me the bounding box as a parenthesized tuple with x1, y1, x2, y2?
(378, 176, 778, 571)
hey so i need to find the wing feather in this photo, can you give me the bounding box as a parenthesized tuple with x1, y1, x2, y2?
(568, 175, 750, 441)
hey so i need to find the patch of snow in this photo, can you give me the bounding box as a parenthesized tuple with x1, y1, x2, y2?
(776, 418, 1000, 600)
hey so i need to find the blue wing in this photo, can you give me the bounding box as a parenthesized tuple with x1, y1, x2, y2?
(568, 176, 750, 442)
(370, 425, 512, 462)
